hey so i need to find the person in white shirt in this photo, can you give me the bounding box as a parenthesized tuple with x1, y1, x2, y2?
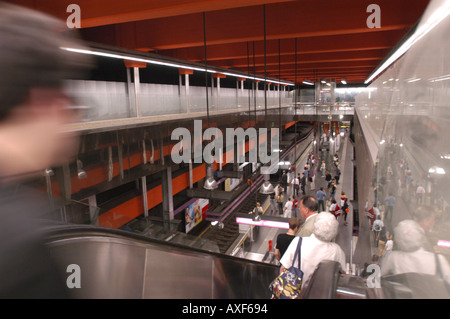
(416, 185, 426, 205)
(280, 212, 346, 287)
(283, 198, 293, 218)
(380, 219, 450, 283)
(291, 175, 300, 197)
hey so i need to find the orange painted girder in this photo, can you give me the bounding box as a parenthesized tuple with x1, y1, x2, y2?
(157, 30, 406, 62)
(6, 0, 297, 28)
(78, 0, 429, 50)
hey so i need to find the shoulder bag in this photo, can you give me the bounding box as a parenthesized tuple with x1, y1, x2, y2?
(269, 238, 304, 299)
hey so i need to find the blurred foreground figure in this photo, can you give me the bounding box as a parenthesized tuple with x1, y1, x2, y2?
(0, 4, 90, 298)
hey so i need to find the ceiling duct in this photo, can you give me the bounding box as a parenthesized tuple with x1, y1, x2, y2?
(203, 164, 217, 190)
(259, 167, 274, 194)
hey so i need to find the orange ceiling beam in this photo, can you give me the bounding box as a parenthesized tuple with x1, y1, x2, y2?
(6, 0, 296, 28)
(156, 30, 404, 62)
(217, 49, 390, 69)
(78, 0, 429, 51)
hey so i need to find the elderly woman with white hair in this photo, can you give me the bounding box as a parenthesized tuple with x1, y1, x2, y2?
(380, 219, 450, 282)
(280, 212, 346, 286)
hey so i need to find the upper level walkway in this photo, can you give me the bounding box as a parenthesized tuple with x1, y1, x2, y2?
(64, 80, 354, 133)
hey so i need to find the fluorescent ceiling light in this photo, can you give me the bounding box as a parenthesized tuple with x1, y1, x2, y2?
(62, 47, 217, 73)
(302, 80, 314, 85)
(341, 79, 347, 85)
(365, 0, 450, 84)
(62, 47, 294, 86)
(407, 78, 422, 83)
(429, 166, 446, 174)
(430, 74, 450, 82)
(438, 240, 450, 248)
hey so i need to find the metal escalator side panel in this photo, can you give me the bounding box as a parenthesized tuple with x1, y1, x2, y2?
(46, 229, 279, 299)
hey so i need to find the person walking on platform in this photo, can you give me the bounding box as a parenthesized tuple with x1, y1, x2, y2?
(340, 191, 349, 226)
(335, 165, 341, 185)
(316, 187, 327, 212)
(384, 193, 396, 225)
(329, 199, 341, 219)
(328, 179, 337, 200)
(274, 218, 302, 262)
(295, 195, 319, 237)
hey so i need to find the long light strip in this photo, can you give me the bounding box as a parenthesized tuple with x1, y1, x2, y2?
(365, 0, 450, 84)
(430, 74, 450, 82)
(437, 240, 450, 248)
(236, 217, 289, 229)
(62, 47, 294, 86)
(62, 47, 216, 73)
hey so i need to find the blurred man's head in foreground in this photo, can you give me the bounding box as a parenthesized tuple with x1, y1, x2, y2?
(0, 3, 91, 181)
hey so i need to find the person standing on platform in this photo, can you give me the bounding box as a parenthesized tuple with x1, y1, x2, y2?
(281, 170, 288, 193)
(274, 218, 302, 262)
(252, 202, 263, 219)
(283, 197, 294, 218)
(325, 170, 332, 183)
(320, 161, 326, 177)
(416, 185, 426, 205)
(293, 197, 299, 218)
(300, 173, 306, 196)
(291, 174, 300, 197)
(295, 195, 319, 237)
(316, 187, 327, 212)
(303, 166, 309, 181)
(276, 188, 284, 215)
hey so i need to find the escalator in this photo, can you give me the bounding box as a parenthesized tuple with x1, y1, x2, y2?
(43, 223, 279, 299)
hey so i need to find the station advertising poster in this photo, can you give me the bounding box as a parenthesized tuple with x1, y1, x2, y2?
(185, 198, 209, 233)
(224, 178, 240, 192)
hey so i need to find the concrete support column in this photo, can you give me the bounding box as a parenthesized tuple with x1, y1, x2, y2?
(213, 73, 226, 108)
(179, 68, 193, 113)
(88, 195, 99, 225)
(162, 166, 174, 232)
(124, 60, 147, 118)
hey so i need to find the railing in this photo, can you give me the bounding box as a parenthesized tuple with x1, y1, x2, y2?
(65, 80, 354, 127)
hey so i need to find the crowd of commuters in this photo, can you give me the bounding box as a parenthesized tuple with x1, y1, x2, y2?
(272, 131, 450, 298)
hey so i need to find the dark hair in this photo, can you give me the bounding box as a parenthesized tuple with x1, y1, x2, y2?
(288, 217, 302, 230)
(0, 3, 91, 119)
(301, 195, 318, 212)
